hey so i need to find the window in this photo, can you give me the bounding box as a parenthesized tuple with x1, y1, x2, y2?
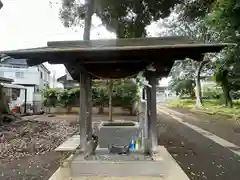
(4, 65, 12, 68)
(13, 66, 21, 68)
(40, 72, 43, 79)
(44, 73, 46, 80)
(12, 88, 21, 101)
(35, 86, 40, 93)
(15, 72, 24, 78)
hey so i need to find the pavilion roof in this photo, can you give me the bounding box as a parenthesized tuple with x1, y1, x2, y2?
(0, 36, 230, 79)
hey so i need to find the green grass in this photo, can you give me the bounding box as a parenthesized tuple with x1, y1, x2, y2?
(168, 99, 240, 116)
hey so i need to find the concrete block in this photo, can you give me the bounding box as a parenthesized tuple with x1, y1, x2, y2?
(98, 121, 140, 148)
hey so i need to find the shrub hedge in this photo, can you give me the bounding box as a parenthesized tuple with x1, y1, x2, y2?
(42, 79, 139, 111)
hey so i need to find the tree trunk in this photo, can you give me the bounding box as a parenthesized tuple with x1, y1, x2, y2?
(83, 0, 94, 41)
(195, 57, 208, 107)
(98, 106, 104, 114)
(108, 80, 113, 121)
(221, 83, 233, 108)
(67, 106, 72, 113)
(219, 69, 233, 108)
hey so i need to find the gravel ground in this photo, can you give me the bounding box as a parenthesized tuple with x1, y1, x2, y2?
(0, 114, 136, 180)
(0, 114, 78, 180)
(3, 110, 240, 180)
(157, 110, 240, 180)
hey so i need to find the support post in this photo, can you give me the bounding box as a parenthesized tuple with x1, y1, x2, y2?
(79, 71, 87, 150)
(146, 72, 158, 152)
(146, 85, 151, 153)
(24, 89, 27, 114)
(149, 73, 158, 151)
(139, 100, 148, 154)
(86, 76, 92, 141)
(79, 0, 94, 152)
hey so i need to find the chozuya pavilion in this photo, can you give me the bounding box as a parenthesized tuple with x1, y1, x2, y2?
(1, 36, 229, 179)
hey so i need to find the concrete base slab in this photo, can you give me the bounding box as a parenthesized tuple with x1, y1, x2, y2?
(48, 146, 189, 180)
(55, 135, 80, 152)
(71, 177, 165, 180)
(70, 146, 189, 179)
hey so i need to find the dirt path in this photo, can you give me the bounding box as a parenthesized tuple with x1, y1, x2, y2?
(157, 110, 240, 180)
(0, 114, 78, 180)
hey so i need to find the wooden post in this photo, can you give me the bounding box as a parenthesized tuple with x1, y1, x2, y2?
(146, 72, 158, 152)
(149, 73, 158, 151)
(86, 76, 92, 141)
(80, 0, 94, 146)
(24, 89, 27, 114)
(79, 71, 87, 150)
(142, 87, 146, 100)
(146, 85, 151, 153)
(139, 100, 148, 154)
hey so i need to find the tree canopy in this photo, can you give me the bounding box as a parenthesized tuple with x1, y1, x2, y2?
(57, 0, 240, 107)
(59, 0, 187, 38)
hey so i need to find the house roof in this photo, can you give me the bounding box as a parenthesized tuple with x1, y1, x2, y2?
(0, 77, 13, 83)
(57, 75, 66, 82)
(1, 83, 26, 89)
(0, 56, 28, 66)
(39, 63, 51, 74)
(0, 55, 50, 74)
(0, 36, 230, 80)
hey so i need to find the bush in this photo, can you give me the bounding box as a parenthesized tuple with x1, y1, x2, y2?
(202, 87, 222, 99)
(42, 79, 139, 112)
(42, 88, 58, 107)
(231, 91, 240, 100)
(92, 86, 108, 107)
(58, 88, 79, 112)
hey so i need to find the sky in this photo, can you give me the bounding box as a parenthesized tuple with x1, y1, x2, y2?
(0, 0, 168, 86)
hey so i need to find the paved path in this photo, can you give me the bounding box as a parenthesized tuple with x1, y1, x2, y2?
(160, 107, 240, 156)
(157, 107, 240, 180)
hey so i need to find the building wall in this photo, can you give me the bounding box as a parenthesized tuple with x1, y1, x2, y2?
(0, 59, 50, 106)
(0, 65, 40, 85)
(38, 65, 50, 90)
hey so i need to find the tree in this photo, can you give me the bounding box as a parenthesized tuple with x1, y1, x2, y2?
(160, 16, 217, 107)
(206, 0, 240, 107)
(59, 0, 184, 38)
(176, 0, 240, 107)
(107, 80, 113, 121)
(169, 60, 196, 98)
(177, 0, 217, 22)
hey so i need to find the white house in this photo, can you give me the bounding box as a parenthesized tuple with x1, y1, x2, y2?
(0, 56, 50, 105)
